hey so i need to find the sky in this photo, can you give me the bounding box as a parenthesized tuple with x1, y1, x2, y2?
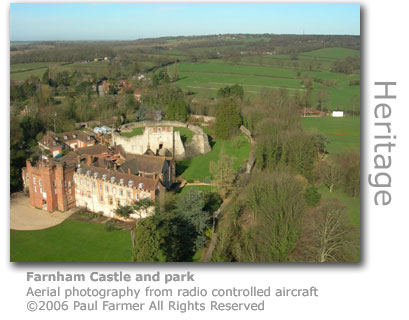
(10, 3, 360, 41)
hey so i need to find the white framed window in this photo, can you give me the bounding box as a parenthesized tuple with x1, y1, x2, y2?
(33, 177, 36, 185)
(105, 185, 109, 193)
(126, 191, 131, 198)
(68, 181, 71, 187)
(39, 179, 42, 186)
(34, 186, 37, 192)
(112, 187, 116, 195)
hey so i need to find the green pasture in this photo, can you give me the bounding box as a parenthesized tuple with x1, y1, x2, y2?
(300, 47, 360, 60)
(177, 133, 251, 182)
(301, 116, 360, 153)
(10, 219, 133, 262)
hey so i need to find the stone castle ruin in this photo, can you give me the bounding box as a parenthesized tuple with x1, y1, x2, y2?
(112, 121, 211, 160)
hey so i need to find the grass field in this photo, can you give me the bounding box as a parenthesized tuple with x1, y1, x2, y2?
(302, 116, 360, 153)
(167, 47, 360, 111)
(10, 60, 155, 81)
(174, 127, 193, 143)
(10, 220, 133, 262)
(177, 134, 251, 182)
(120, 127, 144, 137)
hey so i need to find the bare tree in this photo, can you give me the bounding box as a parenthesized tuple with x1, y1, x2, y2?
(315, 158, 341, 192)
(210, 149, 236, 199)
(310, 199, 356, 262)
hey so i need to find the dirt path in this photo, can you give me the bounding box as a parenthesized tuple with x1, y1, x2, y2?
(10, 193, 74, 230)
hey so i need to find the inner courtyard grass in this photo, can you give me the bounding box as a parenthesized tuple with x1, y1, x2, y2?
(10, 219, 133, 262)
(120, 127, 144, 137)
(177, 133, 251, 182)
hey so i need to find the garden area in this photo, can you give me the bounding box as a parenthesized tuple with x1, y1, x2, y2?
(10, 218, 133, 262)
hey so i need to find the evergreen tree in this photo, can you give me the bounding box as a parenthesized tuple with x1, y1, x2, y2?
(214, 98, 241, 140)
(133, 217, 168, 262)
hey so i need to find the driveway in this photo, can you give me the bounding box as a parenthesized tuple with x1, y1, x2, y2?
(10, 193, 74, 230)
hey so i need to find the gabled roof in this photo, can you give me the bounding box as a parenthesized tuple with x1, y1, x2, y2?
(76, 164, 159, 192)
(48, 130, 95, 143)
(119, 154, 167, 175)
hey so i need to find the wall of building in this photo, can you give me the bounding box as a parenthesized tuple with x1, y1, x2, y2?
(73, 172, 155, 218)
(113, 121, 211, 160)
(24, 161, 76, 212)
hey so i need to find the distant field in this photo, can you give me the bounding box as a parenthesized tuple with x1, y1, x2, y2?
(10, 60, 155, 81)
(301, 116, 360, 153)
(300, 47, 360, 60)
(10, 220, 132, 262)
(168, 47, 360, 111)
(178, 133, 251, 182)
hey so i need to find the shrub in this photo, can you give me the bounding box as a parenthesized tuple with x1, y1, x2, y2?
(105, 221, 117, 232)
(304, 185, 321, 207)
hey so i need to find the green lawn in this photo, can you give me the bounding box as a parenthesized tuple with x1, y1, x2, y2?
(174, 127, 193, 143)
(302, 116, 360, 153)
(120, 127, 144, 137)
(177, 134, 251, 182)
(10, 220, 133, 262)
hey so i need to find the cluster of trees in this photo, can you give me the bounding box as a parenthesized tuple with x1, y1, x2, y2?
(210, 87, 359, 262)
(315, 152, 360, 197)
(10, 114, 45, 192)
(131, 189, 221, 262)
(217, 84, 244, 100)
(152, 69, 171, 87)
(331, 56, 360, 74)
(212, 170, 306, 262)
(214, 98, 242, 140)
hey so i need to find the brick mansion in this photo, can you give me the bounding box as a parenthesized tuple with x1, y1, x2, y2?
(22, 127, 176, 219)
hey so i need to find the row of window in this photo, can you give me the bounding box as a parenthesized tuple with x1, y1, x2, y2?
(32, 177, 72, 188)
(33, 185, 71, 196)
(75, 178, 139, 199)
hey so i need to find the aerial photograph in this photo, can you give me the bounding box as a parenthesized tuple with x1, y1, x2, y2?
(9, 3, 360, 262)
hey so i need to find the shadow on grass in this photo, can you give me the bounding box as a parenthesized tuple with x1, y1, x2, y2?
(176, 160, 191, 176)
(207, 134, 216, 148)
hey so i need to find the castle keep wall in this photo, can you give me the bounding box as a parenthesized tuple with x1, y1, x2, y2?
(112, 121, 211, 160)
